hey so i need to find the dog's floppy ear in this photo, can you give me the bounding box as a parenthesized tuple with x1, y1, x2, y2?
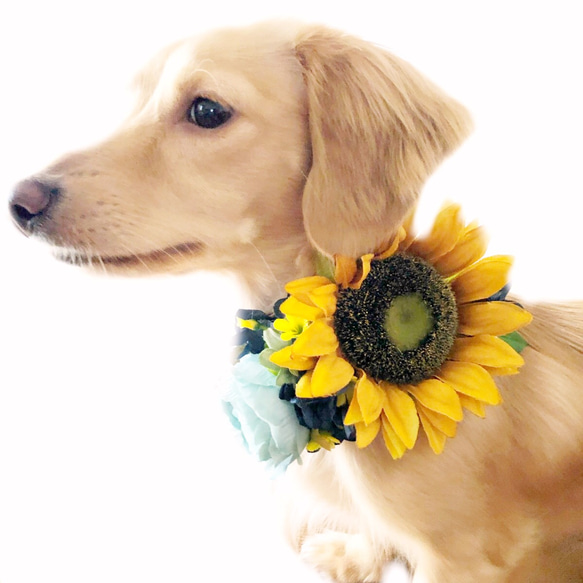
(295, 26, 473, 257)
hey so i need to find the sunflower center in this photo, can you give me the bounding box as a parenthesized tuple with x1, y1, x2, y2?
(334, 254, 458, 385)
(384, 293, 434, 351)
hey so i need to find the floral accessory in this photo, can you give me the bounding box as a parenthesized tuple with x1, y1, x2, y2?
(224, 204, 531, 471)
(223, 352, 310, 475)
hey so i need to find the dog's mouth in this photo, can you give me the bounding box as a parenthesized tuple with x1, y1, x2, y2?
(55, 241, 204, 271)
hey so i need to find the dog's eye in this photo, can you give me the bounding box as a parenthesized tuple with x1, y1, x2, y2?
(188, 97, 232, 129)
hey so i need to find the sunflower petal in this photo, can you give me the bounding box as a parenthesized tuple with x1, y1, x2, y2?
(355, 418, 381, 448)
(451, 255, 514, 304)
(311, 353, 354, 397)
(438, 360, 501, 405)
(344, 391, 364, 425)
(433, 224, 489, 277)
(279, 296, 323, 321)
(381, 383, 419, 448)
(356, 373, 386, 425)
(308, 284, 338, 317)
(457, 394, 486, 418)
(291, 318, 339, 357)
(295, 370, 315, 398)
(270, 345, 316, 371)
(418, 408, 448, 454)
(348, 254, 375, 289)
(409, 204, 464, 262)
(457, 301, 533, 336)
(407, 378, 463, 421)
(416, 403, 458, 437)
(451, 335, 524, 369)
(284, 276, 333, 304)
(334, 256, 358, 288)
(381, 416, 408, 459)
(376, 227, 407, 260)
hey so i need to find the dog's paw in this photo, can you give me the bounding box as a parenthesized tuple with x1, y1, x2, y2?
(300, 532, 384, 583)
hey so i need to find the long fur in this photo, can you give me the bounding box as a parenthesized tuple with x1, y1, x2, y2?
(12, 21, 583, 583)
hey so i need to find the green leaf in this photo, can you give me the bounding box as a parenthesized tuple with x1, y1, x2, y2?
(276, 368, 297, 387)
(259, 348, 279, 374)
(315, 252, 335, 280)
(263, 327, 290, 351)
(500, 331, 528, 353)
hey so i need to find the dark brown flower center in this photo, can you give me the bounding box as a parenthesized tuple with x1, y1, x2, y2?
(334, 254, 458, 385)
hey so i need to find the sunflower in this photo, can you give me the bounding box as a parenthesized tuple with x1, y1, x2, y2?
(270, 204, 532, 458)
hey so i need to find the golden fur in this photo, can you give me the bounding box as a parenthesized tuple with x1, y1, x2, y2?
(11, 21, 583, 583)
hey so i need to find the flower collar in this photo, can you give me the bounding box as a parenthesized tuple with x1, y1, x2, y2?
(223, 204, 531, 474)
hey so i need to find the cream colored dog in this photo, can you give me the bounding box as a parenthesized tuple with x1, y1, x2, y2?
(9, 21, 583, 583)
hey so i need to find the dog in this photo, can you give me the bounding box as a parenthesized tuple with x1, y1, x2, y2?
(9, 20, 583, 583)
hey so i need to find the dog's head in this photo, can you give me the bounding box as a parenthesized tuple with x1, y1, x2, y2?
(9, 21, 471, 303)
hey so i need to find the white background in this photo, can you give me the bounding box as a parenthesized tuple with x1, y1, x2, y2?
(1, 2, 581, 582)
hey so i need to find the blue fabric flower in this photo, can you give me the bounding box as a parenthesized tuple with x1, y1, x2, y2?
(223, 354, 310, 475)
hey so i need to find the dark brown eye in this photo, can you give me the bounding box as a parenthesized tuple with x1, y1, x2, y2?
(188, 97, 232, 129)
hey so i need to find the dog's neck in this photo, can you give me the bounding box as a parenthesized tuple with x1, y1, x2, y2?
(236, 237, 316, 311)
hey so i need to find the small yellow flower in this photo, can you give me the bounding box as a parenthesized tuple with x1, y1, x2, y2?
(274, 315, 309, 341)
(306, 430, 341, 452)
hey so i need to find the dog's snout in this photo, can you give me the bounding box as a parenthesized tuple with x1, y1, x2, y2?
(9, 180, 59, 235)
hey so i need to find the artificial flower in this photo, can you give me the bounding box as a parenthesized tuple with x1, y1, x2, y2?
(278, 383, 356, 450)
(270, 204, 532, 457)
(274, 315, 309, 341)
(235, 309, 275, 357)
(223, 353, 310, 474)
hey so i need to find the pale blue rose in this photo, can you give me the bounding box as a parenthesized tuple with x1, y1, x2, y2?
(223, 353, 309, 475)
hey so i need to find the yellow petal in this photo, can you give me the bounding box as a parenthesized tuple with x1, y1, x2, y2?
(416, 403, 458, 437)
(279, 296, 323, 321)
(295, 370, 314, 398)
(274, 315, 307, 340)
(291, 318, 339, 357)
(238, 318, 258, 330)
(433, 224, 489, 277)
(344, 391, 364, 425)
(311, 353, 354, 397)
(407, 378, 463, 421)
(451, 255, 514, 304)
(355, 418, 381, 448)
(348, 254, 374, 289)
(355, 373, 386, 425)
(270, 345, 316, 371)
(306, 429, 340, 452)
(438, 360, 501, 405)
(409, 204, 464, 262)
(306, 441, 321, 453)
(418, 408, 448, 454)
(451, 335, 524, 369)
(376, 226, 407, 260)
(284, 276, 333, 304)
(334, 255, 358, 288)
(457, 394, 486, 418)
(381, 383, 420, 449)
(381, 415, 408, 459)
(308, 283, 338, 318)
(457, 301, 533, 336)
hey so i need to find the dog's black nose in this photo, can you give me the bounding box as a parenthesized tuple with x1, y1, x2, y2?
(9, 180, 59, 235)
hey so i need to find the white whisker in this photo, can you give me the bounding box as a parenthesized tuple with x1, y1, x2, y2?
(248, 241, 278, 286)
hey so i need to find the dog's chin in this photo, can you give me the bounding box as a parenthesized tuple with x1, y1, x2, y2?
(54, 241, 205, 275)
